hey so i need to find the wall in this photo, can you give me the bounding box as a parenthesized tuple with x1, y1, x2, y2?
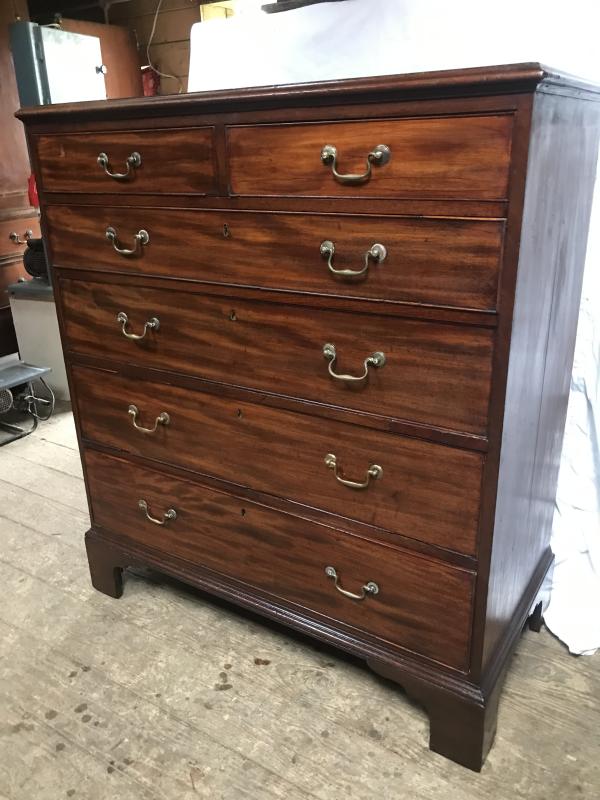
(1, 0, 30, 213)
(0, 0, 37, 357)
(110, 0, 202, 95)
(200, 2, 235, 21)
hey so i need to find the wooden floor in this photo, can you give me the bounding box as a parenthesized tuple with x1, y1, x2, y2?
(0, 405, 599, 799)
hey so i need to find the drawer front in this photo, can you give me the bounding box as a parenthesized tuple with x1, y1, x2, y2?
(48, 205, 503, 311)
(35, 129, 216, 195)
(1, 263, 28, 306)
(85, 449, 474, 670)
(60, 279, 494, 435)
(0, 215, 41, 259)
(73, 365, 483, 555)
(227, 115, 513, 200)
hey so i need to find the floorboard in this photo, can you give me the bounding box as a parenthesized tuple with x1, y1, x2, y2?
(0, 406, 598, 799)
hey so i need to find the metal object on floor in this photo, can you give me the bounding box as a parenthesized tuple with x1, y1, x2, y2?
(0, 362, 55, 445)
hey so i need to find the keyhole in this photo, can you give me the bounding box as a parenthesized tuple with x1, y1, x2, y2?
(237, 409, 243, 419)
(229, 310, 237, 321)
(223, 223, 230, 239)
(240, 508, 246, 517)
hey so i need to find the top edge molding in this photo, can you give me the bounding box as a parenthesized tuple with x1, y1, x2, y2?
(15, 62, 600, 124)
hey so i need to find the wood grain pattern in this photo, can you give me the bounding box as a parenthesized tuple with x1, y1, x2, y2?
(481, 89, 600, 667)
(35, 128, 216, 194)
(3, 405, 600, 798)
(46, 205, 504, 311)
(20, 64, 600, 771)
(72, 364, 484, 556)
(59, 277, 494, 435)
(39, 192, 508, 220)
(15, 63, 560, 126)
(84, 448, 475, 671)
(227, 115, 514, 200)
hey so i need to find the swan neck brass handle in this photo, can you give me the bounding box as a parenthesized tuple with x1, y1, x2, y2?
(128, 404, 170, 434)
(320, 240, 387, 280)
(321, 143, 391, 185)
(325, 566, 379, 601)
(117, 311, 160, 340)
(9, 229, 33, 245)
(97, 151, 141, 180)
(323, 343, 386, 386)
(106, 226, 149, 256)
(324, 453, 383, 490)
(138, 499, 177, 526)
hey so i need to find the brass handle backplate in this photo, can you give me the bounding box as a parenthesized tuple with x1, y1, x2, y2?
(128, 404, 170, 434)
(325, 566, 379, 601)
(320, 240, 387, 280)
(321, 144, 391, 185)
(117, 311, 160, 340)
(106, 226, 149, 256)
(324, 453, 383, 490)
(138, 499, 177, 526)
(323, 343, 386, 386)
(97, 151, 141, 180)
(9, 229, 33, 245)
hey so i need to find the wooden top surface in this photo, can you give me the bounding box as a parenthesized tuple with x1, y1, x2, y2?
(16, 62, 600, 124)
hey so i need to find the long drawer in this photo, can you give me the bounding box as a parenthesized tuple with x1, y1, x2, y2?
(85, 449, 475, 670)
(35, 128, 217, 195)
(227, 115, 513, 200)
(59, 278, 494, 435)
(72, 365, 483, 555)
(47, 205, 504, 311)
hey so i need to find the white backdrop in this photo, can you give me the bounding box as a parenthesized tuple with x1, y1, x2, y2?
(189, 0, 600, 654)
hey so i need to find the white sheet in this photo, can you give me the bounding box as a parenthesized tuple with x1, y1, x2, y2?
(543, 158, 600, 655)
(189, 0, 600, 90)
(189, 0, 600, 654)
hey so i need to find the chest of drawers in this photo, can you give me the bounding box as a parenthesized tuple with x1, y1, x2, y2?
(17, 63, 600, 771)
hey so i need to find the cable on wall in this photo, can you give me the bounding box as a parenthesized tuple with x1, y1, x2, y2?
(146, 0, 184, 93)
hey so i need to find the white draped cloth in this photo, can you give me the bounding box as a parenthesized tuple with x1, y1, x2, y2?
(189, 0, 600, 654)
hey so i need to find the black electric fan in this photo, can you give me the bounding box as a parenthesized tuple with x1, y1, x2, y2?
(22, 237, 49, 280)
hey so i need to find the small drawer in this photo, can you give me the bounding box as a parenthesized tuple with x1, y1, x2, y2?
(72, 365, 484, 555)
(34, 128, 217, 195)
(227, 115, 513, 200)
(0, 215, 41, 259)
(47, 205, 504, 311)
(85, 449, 475, 670)
(59, 278, 494, 435)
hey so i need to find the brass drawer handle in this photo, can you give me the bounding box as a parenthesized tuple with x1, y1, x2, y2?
(321, 144, 391, 185)
(138, 499, 177, 525)
(106, 226, 149, 256)
(9, 229, 33, 245)
(320, 240, 387, 280)
(324, 453, 383, 490)
(325, 566, 379, 601)
(323, 343, 386, 386)
(97, 150, 141, 180)
(116, 311, 160, 340)
(128, 404, 170, 434)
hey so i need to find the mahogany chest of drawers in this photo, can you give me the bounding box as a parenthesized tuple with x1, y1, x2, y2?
(17, 63, 600, 770)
